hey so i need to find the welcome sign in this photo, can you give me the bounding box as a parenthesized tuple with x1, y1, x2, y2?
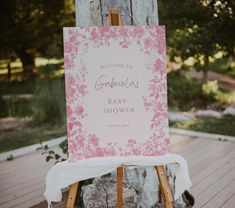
(63, 26, 170, 162)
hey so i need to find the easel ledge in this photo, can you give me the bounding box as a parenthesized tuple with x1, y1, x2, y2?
(66, 9, 173, 208)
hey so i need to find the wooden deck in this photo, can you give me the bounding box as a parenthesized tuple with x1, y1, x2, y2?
(0, 134, 235, 208)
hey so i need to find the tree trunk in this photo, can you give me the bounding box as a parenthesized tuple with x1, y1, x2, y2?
(17, 51, 36, 79)
(7, 62, 11, 82)
(202, 57, 209, 83)
(75, 0, 159, 26)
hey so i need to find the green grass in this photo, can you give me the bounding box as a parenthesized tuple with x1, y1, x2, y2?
(0, 81, 35, 95)
(170, 115, 235, 137)
(167, 70, 235, 111)
(208, 58, 235, 78)
(0, 126, 66, 153)
(167, 70, 208, 111)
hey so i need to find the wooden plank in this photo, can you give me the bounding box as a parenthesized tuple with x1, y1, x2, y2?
(0, 161, 51, 185)
(0, 165, 50, 192)
(221, 193, 235, 208)
(0, 153, 47, 174)
(66, 183, 79, 208)
(187, 141, 231, 168)
(191, 156, 235, 197)
(107, 9, 123, 26)
(0, 178, 45, 204)
(184, 140, 221, 163)
(0, 146, 60, 175)
(170, 134, 193, 146)
(156, 166, 173, 208)
(172, 138, 210, 156)
(202, 180, 235, 208)
(0, 186, 46, 208)
(117, 166, 124, 208)
(189, 142, 234, 177)
(14, 195, 46, 208)
(194, 166, 235, 207)
(102, 0, 132, 25)
(191, 147, 235, 185)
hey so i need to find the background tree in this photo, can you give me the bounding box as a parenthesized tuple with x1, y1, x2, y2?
(158, 0, 235, 81)
(0, 0, 75, 78)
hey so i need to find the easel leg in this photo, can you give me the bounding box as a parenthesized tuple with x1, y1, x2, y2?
(117, 166, 124, 208)
(66, 182, 79, 208)
(156, 166, 173, 208)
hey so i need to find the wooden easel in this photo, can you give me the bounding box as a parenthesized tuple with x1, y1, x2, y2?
(66, 9, 173, 208)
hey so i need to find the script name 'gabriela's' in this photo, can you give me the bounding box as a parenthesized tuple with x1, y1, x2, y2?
(95, 75, 139, 92)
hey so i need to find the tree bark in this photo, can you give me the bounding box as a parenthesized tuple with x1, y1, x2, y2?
(202, 57, 209, 83)
(7, 62, 11, 82)
(17, 51, 36, 79)
(75, 0, 159, 26)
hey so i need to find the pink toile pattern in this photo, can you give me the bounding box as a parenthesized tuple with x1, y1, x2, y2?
(63, 26, 170, 162)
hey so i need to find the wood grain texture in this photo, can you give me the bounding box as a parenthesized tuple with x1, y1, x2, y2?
(76, 0, 159, 26)
(66, 183, 79, 208)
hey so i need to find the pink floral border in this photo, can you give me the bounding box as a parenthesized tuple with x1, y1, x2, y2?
(63, 26, 170, 162)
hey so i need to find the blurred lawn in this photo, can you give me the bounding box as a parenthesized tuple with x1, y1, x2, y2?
(170, 115, 235, 137)
(208, 57, 235, 78)
(0, 126, 66, 153)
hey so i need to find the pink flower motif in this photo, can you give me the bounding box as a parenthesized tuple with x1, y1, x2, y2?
(131, 149, 141, 155)
(144, 38, 153, 49)
(66, 105, 73, 118)
(144, 102, 152, 110)
(118, 27, 128, 37)
(77, 84, 87, 96)
(95, 147, 104, 156)
(65, 83, 75, 99)
(99, 26, 110, 36)
(133, 27, 144, 38)
(153, 59, 165, 72)
(88, 134, 99, 147)
(76, 134, 85, 148)
(91, 29, 98, 41)
(75, 105, 84, 116)
(64, 41, 73, 53)
(69, 34, 77, 42)
(67, 120, 82, 132)
(66, 74, 76, 85)
(119, 40, 130, 48)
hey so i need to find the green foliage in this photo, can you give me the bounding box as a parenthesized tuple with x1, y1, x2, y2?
(208, 58, 235, 78)
(37, 144, 67, 163)
(167, 70, 234, 111)
(202, 80, 235, 104)
(159, 0, 235, 79)
(0, 98, 32, 118)
(202, 80, 219, 95)
(167, 71, 206, 110)
(32, 78, 66, 126)
(0, 97, 8, 117)
(170, 115, 235, 136)
(0, 80, 35, 95)
(6, 154, 14, 161)
(0, 80, 34, 117)
(0, 0, 75, 76)
(0, 126, 66, 153)
(59, 139, 68, 155)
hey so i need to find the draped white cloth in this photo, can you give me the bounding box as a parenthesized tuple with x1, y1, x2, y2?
(44, 154, 191, 207)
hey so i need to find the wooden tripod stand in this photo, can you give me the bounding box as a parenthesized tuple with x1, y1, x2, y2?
(66, 9, 173, 208)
